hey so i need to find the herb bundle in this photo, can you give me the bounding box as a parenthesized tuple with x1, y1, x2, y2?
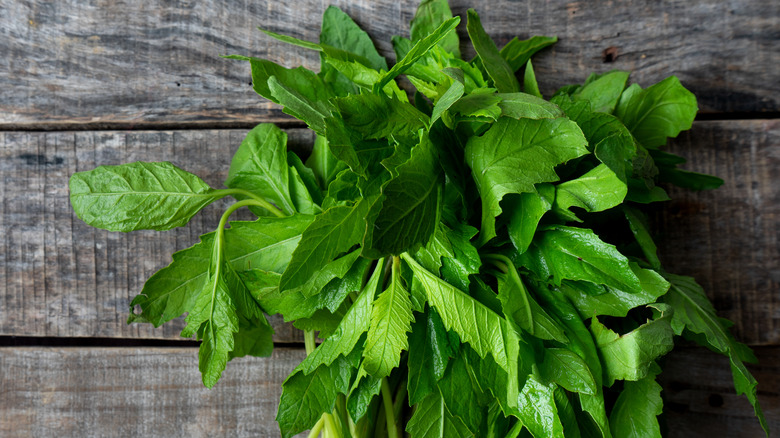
(69, 1, 768, 437)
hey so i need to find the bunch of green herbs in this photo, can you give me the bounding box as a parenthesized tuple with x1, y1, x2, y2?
(69, 1, 767, 437)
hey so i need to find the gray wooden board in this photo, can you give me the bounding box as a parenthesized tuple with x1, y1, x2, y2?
(656, 120, 780, 345)
(0, 345, 776, 437)
(1, 120, 777, 344)
(0, 346, 308, 438)
(1, 0, 778, 130)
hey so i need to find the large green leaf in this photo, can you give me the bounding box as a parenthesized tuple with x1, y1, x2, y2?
(662, 274, 768, 435)
(363, 259, 414, 378)
(225, 123, 296, 215)
(128, 215, 312, 326)
(465, 117, 588, 244)
(276, 354, 356, 438)
(320, 5, 387, 71)
(466, 9, 518, 92)
(406, 388, 475, 438)
(614, 76, 697, 149)
(70, 161, 222, 232)
(279, 199, 370, 292)
(410, 0, 460, 58)
(518, 226, 642, 293)
(608, 369, 663, 438)
(591, 308, 674, 386)
(364, 132, 442, 257)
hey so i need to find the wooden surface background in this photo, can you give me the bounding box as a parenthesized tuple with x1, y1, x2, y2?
(1, 0, 777, 436)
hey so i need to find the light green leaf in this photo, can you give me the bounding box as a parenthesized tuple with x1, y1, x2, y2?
(225, 123, 296, 215)
(609, 370, 663, 438)
(614, 76, 698, 149)
(466, 9, 519, 92)
(539, 348, 597, 395)
(364, 259, 414, 377)
(495, 268, 567, 343)
(497, 92, 564, 119)
(507, 184, 554, 254)
(375, 16, 460, 93)
(280, 199, 370, 292)
(573, 70, 630, 114)
(517, 375, 565, 438)
(523, 60, 542, 98)
(320, 5, 387, 72)
(70, 161, 222, 232)
(591, 309, 674, 386)
(662, 273, 768, 435)
(554, 164, 627, 214)
(406, 388, 476, 438)
(410, 0, 460, 58)
(466, 117, 588, 244)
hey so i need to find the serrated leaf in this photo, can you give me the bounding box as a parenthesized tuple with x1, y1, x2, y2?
(465, 117, 588, 244)
(364, 259, 414, 377)
(280, 199, 370, 292)
(276, 355, 356, 438)
(70, 161, 222, 232)
(406, 389, 475, 438)
(662, 273, 768, 435)
(347, 363, 382, 423)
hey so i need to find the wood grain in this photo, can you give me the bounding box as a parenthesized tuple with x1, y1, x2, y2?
(0, 128, 313, 342)
(1, 0, 777, 129)
(1, 120, 777, 346)
(660, 346, 780, 437)
(657, 120, 780, 345)
(0, 346, 307, 438)
(0, 346, 775, 437)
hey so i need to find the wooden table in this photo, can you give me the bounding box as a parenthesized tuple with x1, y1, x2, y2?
(1, 1, 777, 436)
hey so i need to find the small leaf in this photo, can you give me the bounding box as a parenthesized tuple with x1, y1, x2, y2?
(523, 60, 542, 98)
(466, 9, 519, 92)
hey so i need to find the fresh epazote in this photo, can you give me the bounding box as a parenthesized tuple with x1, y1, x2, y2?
(69, 1, 768, 437)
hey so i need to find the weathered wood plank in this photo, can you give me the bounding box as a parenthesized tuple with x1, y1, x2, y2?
(0, 346, 308, 438)
(1, 120, 777, 344)
(0, 128, 313, 342)
(656, 120, 780, 345)
(660, 346, 780, 437)
(1, 0, 777, 129)
(0, 346, 776, 437)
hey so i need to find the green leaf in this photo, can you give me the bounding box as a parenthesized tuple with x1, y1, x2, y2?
(286, 152, 322, 214)
(651, 149, 724, 190)
(466, 9, 519, 93)
(403, 254, 514, 375)
(70, 161, 223, 232)
(128, 215, 312, 326)
(364, 259, 414, 378)
(334, 92, 429, 141)
(230, 313, 274, 359)
(437, 352, 486, 434)
(347, 363, 382, 423)
(523, 60, 542, 98)
(553, 164, 627, 215)
(495, 269, 567, 343)
(280, 199, 370, 292)
(517, 375, 565, 438)
(614, 76, 698, 149)
(608, 370, 663, 438)
(268, 75, 334, 134)
(573, 70, 630, 114)
(406, 388, 475, 438)
(623, 206, 661, 270)
(276, 354, 356, 438)
(298, 260, 384, 374)
(507, 184, 554, 254)
(432, 70, 466, 124)
(320, 6, 387, 72)
(518, 226, 642, 292)
(466, 117, 588, 244)
(558, 263, 669, 318)
(539, 348, 597, 395)
(496, 93, 564, 120)
(410, 0, 460, 58)
(661, 274, 768, 435)
(440, 223, 482, 292)
(408, 308, 456, 405)
(375, 16, 460, 93)
(499, 35, 558, 72)
(364, 132, 443, 257)
(225, 123, 296, 215)
(591, 309, 674, 386)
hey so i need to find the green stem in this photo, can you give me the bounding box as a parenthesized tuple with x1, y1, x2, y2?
(393, 378, 407, 430)
(504, 419, 524, 438)
(381, 378, 398, 438)
(304, 330, 317, 356)
(335, 394, 350, 438)
(323, 413, 340, 438)
(307, 417, 325, 438)
(216, 188, 286, 217)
